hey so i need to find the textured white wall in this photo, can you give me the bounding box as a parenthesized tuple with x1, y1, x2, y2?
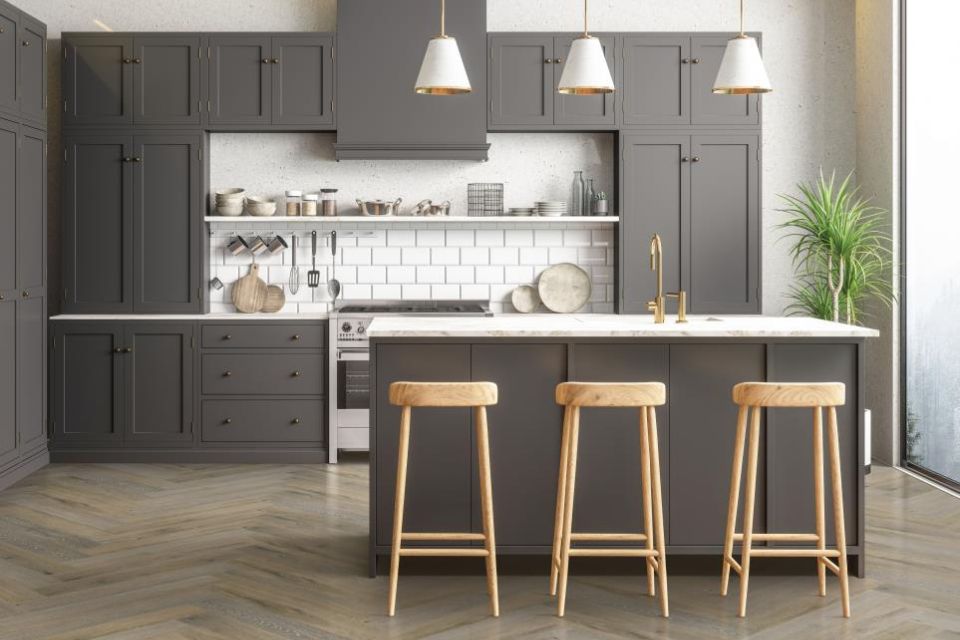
(20, 0, 859, 316)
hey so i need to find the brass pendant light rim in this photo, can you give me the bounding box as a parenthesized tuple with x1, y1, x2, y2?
(558, 86, 614, 95)
(415, 86, 472, 95)
(712, 86, 772, 95)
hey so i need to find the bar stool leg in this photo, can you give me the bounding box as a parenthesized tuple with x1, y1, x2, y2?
(557, 407, 581, 618)
(721, 405, 749, 596)
(550, 406, 573, 596)
(475, 406, 500, 617)
(647, 406, 669, 618)
(738, 406, 762, 618)
(388, 405, 412, 617)
(639, 406, 656, 597)
(827, 407, 851, 618)
(813, 407, 827, 597)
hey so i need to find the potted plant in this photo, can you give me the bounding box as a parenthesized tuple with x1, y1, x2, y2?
(778, 170, 894, 324)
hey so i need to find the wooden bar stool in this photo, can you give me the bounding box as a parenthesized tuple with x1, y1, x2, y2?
(721, 382, 850, 618)
(387, 381, 499, 617)
(549, 382, 669, 618)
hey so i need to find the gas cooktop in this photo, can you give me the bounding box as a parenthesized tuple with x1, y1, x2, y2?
(336, 300, 492, 316)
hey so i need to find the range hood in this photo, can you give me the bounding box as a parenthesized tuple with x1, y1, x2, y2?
(335, 0, 489, 161)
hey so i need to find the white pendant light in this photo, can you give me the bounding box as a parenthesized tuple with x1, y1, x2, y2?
(558, 0, 614, 95)
(415, 0, 471, 95)
(713, 0, 771, 94)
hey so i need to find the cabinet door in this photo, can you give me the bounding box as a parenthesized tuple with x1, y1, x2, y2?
(208, 36, 271, 125)
(133, 36, 201, 125)
(62, 135, 133, 312)
(272, 35, 333, 126)
(686, 135, 760, 313)
(375, 344, 472, 547)
(620, 35, 690, 126)
(488, 35, 553, 128)
(553, 35, 616, 127)
(0, 119, 15, 297)
(18, 16, 45, 124)
(51, 323, 124, 446)
(620, 134, 688, 314)
(63, 36, 133, 126)
(17, 126, 45, 292)
(571, 344, 669, 539)
(132, 134, 201, 312)
(690, 36, 760, 126)
(0, 300, 15, 468)
(471, 344, 566, 546)
(0, 6, 17, 115)
(124, 323, 193, 445)
(669, 344, 765, 546)
(16, 295, 44, 455)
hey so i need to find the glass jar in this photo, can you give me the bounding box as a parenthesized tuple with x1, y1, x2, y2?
(285, 190, 302, 217)
(321, 188, 338, 217)
(302, 193, 319, 216)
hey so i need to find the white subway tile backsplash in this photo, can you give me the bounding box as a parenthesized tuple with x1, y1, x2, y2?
(504, 265, 534, 284)
(475, 266, 504, 284)
(416, 265, 445, 284)
(578, 247, 607, 265)
(489, 284, 514, 303)
(519, 247, 548, 265)
(372, 284, 402, 299)
(416, 229, 446, 247)
(357, 265, 387, 284)
(388, 229, 416, 246)
(343, 284, 372, 299)
(593, 302, 614, 313)
(591, 266, 614, 284)
(387, 265, 416, 284)
(341, 247, 371, 265)
(335, 265, 356, 284)
(504, 229, 533, 247)
(372, 246, 401, 265)
(431, 247, 460, 265)
(445, 265, 475, 284)
(461, 284, 489, 300)
(475, 229, 504, 247)
(535, 229, 563, 246)
(431, 284, 460, 299)
(357, 231, 386, 247)
(401, 247, 431, 265)
(489, 247, 519, 265)
(460, 247, 489, 264)
(402, 284, 431, 299)
(563, 229, 592, 247)
(549, 247, 578, 264)
(446, 229, 474, 246)
(591, 230, 612, 247)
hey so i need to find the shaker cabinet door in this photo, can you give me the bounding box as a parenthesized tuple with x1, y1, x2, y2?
(690, 36, 760, 125)
(208, 36, 272, 125)
(619, 134, 688, 314)
(124, 324, 194, 445)
(62, 134, 134, 312)
(17, 126, 45, 293)
(0, 301, 15, 468)
(63, 36, 134, 126)
(132, 134, 201, 312)
(488, 35, 554, 128)
(272, 35, 334, 126)
(0, 6, 18, 115)
(686, 135, 760, 313)
(133, 36, 201, 125)
(554, 34, 616, 128)
(16, 295, 45, 455)
(17, 15, 46, 125)
(620, 35, 690, 126)
(0, 119, 16, 297)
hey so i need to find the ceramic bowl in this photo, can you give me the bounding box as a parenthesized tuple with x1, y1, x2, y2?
(215, 188, 246, 199)
(246, 200, 277, 217)
(215, 204, 244, 217)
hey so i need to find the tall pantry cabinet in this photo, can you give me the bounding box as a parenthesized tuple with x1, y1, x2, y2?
(0, 0, 48, 491)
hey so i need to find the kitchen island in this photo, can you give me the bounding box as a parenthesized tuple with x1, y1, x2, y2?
(367, 315, 877, 576)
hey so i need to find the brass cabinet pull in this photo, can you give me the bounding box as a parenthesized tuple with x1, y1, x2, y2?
(681, 156, 689, 162)
(22, 40, 29, 46)
(544, 58, 552, 64)
(692, 57, 701, 64)
(0, 294, 4, 300)
(122, 57, 132, 64)
(0, 27, 5, 33)
(224, 418, 232, 424)
(554, 58, 563, 64)
(223, 334, 232, 340)
(132, 156, 143, 163)
(262, 58, 270, 63)
(223, 370, 232, 377)
(291, 334, 301, 341)
(291, 371, 302, 377)
(123, 347, 133, 353)
(691, 156, 701, 163)
(133, 57, 141, 64)
(21, 290, 28, 298)
(113, 347, 122, 353)
(291, 418, 301, 425)
(681, 57, 691, 64)
(272, 58, 280, 64)
(122, 156, 132, 163)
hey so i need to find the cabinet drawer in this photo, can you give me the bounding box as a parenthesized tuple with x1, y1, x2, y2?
(202, 399, 322, 442)
(202, 353, 323, 395)
(201, 323, 325, 349)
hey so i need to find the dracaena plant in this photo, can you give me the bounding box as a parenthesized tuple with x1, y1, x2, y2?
(778, 170, 894, 324)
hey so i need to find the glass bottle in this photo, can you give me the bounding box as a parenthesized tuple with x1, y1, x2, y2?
(571, 171, 585, 217)
(585, 178, 595, 216)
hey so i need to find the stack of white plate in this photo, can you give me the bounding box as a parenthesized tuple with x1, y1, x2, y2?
(215, 188, 246, 216)
(536, 201, 567, 217)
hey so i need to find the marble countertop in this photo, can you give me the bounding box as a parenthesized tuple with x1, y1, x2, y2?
(367, 314, 880, 338)
(49, 313, 330, 321)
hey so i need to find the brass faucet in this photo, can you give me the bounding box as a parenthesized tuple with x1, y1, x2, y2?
(646, 234, 688, 324)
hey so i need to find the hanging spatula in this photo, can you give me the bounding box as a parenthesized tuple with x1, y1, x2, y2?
(307, 230, 321, 288)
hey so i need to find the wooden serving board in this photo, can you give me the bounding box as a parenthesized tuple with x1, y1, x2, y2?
(232, 263, 268, 313)
(261, 285, 286, 313)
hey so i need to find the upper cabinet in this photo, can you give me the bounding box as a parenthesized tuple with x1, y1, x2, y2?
(134, 36, 202, 125)
(620, 34, 760, 127)
(489, 33, 616, 130)
(207, 35, 271, 126)
(0, 3, 46, 128)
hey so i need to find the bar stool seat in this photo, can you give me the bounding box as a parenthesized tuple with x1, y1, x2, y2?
(550, 381, 669, 618)
(386, 381, 500, 617)
(722, 382, 851, 618)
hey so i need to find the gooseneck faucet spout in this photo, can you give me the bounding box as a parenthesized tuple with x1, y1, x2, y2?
(646, 233, 688, 324)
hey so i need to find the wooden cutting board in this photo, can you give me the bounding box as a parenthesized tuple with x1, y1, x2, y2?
(261, 285, 286, 313)
(232, 263, 268, 313)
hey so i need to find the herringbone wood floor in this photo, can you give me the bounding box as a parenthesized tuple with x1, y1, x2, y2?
(0, 460, 957, 639)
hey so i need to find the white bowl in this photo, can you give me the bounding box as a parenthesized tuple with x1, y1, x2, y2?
(246, 201, 277, 217)
(216, 188, 246, 198)
(216, 204, 244, 217)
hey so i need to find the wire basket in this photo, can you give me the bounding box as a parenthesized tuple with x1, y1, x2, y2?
(467, 183, 504, 217)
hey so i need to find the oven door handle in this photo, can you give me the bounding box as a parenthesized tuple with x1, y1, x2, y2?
(338, 350, 370, 362)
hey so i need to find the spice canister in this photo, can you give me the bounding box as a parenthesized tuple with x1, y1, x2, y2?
(285, 190, 303, 217)
(302, 193, 319, 217)
(321, 189, 338, 217)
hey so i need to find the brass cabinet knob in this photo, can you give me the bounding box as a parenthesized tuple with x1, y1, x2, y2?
(223, 334, 232, 340)
(681, 156, 689, 162)
(224, 418, 232, 424)
(123, 347, 133, 353)
(223, 370, 232, 377)
(271, 58, 280, 64)
(0, 293, 4, 300)
(692, 57, 701, 64)
(262, 58, 270, 63)
(681, 57, 690, 64)
(291, 334, 301, 341)
(554, 58, 563, 64)
(21, 290, 28, 298)
(132, 157, 143, 163)
(0, 27, 5, 33)
(291, 371, 302, 377)
(123, 57, 132, 64)
(22, 40, 29, 46)
(113, 347, 122, 353)
(544, 58, 552, 64)
(133, 57, 142, 64)
(691, 156, 700, 163)
(291, 418, 301, 425)
(122, 156, 132, 163)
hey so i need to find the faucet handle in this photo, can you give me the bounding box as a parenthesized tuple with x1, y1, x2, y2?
(666, 291, 688, 323)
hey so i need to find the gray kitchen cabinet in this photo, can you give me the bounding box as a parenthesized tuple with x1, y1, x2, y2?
(201, 353, 323, 396)
(16, 294, 45, 455)
(374, 344, 473, 547)
(0, 300, 15, 469)
(17, 14, 45, 125)
(202, 399, 323, 443)
(207, 35, 272, 126)
(17, 125, 45, 293)
(134, 36, 202, 125)
(470, 344, 567, 546)
(51, 323, 124, 446)
(62, 133, 202, 313)
(271, 35, 334, 127)
(0, 4, 15, 115)
(124, 323, 194, 445)
(0, 118, 15, 297)
(489, 33, 616, 129)
(690, 35, 760, 126)
(620, 132, 759, 315)
(620, 35, 690, 126)
(63, 36, 134, 127)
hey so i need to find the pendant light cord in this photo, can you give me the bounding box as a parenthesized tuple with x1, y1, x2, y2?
(584, 0, 590, 37)
(739, 0, 745, 36)
(440, 0, 446, 37)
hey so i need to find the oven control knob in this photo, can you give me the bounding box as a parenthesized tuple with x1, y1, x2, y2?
(341, 322, 352, 333)
(357, 324, 366, 335)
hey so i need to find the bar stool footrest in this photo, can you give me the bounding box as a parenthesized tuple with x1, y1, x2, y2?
(748, 548, 841, 558)
(568, 548, 659, 558)
(398, 548, 491, 557)
(733, 533, 821, 542)
(570, 533, 648, 542)
(401, 532, 486, 542)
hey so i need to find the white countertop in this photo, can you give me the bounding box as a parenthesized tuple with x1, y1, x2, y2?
(367, 314, 880, 338)
(49, 313, 330, 321)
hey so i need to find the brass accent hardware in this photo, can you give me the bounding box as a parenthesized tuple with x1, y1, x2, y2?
(691, 156, 700, 162)
(223, 334, 231, 340)
(0, 27, 4, 33)
(271, 58, 279, 64)
(113, 347, 122, 353)
(291, 371, 302, 377)
(291, 418, 301, 425)
(681, 156, 689, 162)
(122, 347, 132, 353)
(692, 58, 701, 64)
(133, 57, 141, 64)
(0, 294, 4, 300)
(292, 334, 301, 341)
(682, 57, 690, 64)
(544, 58, 553, 64)
(223, 370, 232, 377)
(133, 156, 143, 163)
(666, 291, 688, 323)
(22, 40, 29, 46)
(224, 418, 232, 424)
(646, 234, 688, 324)
(21, 290, 28, 298)
(262, 58, 270, 64)
(554, 58, 563, 64)
(123, 57, 132, 64)
(122, 156, 132, 163)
